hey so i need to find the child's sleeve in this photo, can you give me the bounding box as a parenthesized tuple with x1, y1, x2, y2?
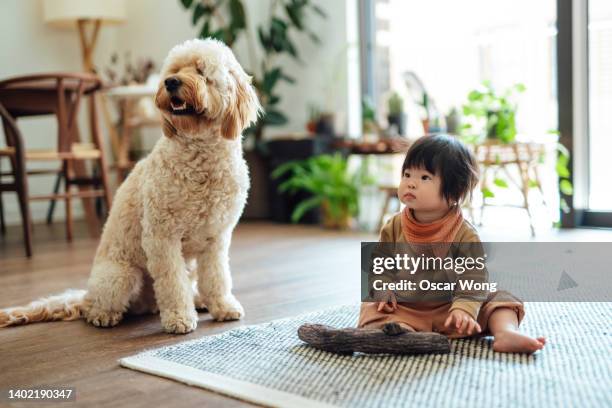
(378, 216, 395, 242)
(448, 227, 488, 320)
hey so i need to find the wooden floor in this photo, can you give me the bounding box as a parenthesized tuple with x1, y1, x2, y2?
(0, 221, 374, 407)
(2, 218, 612, 407)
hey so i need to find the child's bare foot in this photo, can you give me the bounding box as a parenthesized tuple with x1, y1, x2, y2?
(493, 330, 546, 353)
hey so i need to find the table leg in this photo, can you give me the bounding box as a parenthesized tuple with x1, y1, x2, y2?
(69, 95, 102, 237)
(117, 99, 133, 183)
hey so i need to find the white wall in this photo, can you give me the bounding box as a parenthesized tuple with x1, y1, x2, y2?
(0, 0, 360, 226)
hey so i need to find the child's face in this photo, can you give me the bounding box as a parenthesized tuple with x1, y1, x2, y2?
(398, 167, 450, 212)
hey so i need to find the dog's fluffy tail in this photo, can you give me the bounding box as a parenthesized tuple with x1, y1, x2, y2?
(0, 289, 86, 328)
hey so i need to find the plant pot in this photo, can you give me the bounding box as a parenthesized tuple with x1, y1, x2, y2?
(315, 113, 335, 137)
(387, 113, 405, 136)
(266, 139, 331, 224)
(321, 200, 353, 229)
(242, 149, 271, 220)
(445, 110, 459, 135)
(421, 118, 430, 135)
(306, 121, 317, 134)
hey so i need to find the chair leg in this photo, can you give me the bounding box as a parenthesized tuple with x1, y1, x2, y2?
(377, 190, 393, 232)
(92, 166, 102, 217)
(11, 153, 33, 257)
(93, 160, 112, 218)
(90, 94, 113, 216)
(532, 165, 547, 207)
(479, 166, 490, 226)
(98, 158, 112, 217)
(519, 162, 535, 237)
(0, 192, 5, 236)
(46, 171, 63, 224)
(1, 105, 33, 256)
(63, 161, 73, 242)
(16, 183, 33, 257)
(0, 159, 4, 235)
(4, 138, 32, 256)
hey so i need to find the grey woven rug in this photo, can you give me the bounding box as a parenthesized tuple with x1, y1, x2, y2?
(120, 303, 612, 408)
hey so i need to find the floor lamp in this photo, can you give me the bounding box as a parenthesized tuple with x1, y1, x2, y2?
(42, 0, 126, 228)
(43, 0, 126, 73)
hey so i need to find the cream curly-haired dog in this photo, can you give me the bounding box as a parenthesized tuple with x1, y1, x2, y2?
(0, 38, 262, 334)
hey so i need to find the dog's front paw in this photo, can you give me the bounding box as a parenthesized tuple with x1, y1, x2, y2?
(86, 308, 123, 328)
(207, 295, 244, 321)
(161, 310, 198, 334)
(193, 293, 208, 312)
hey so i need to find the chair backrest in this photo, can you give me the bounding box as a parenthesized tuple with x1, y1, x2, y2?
(0, 73, 102, 153)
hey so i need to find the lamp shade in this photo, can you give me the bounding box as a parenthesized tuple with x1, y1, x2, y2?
(43, 0, 126, 28)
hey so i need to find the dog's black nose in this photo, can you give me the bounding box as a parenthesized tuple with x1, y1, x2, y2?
(164, 77, 181, 92)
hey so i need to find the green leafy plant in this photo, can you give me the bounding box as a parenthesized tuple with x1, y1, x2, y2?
(461, 81, 525, 144)
(362, 97, 378, 134)
(271, 154, 366, 228)
(459, 82, 573, 223)
(179, 0, 326, 144)
(548, 130, 573, 215)
(180, 0, 246, 46)
(460, 81, 524, 199)
(387, 92, 404, 115)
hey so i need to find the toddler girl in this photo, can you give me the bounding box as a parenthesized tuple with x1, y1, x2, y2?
(358, 134, 546, 353)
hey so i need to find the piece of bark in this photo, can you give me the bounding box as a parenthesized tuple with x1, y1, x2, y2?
(298, 323, 450, 355)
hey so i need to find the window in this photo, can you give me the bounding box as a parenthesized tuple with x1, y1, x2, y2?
(367, 0, 557, 138)
(588, 0, 612, 211)
(362, 0, 561, 228)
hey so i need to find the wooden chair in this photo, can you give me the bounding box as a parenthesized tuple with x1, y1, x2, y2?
(0, 103, 32, 257)
(377, 185, 401, 232)
(473, 140, 546, 236)
(0, 73, 112, 254)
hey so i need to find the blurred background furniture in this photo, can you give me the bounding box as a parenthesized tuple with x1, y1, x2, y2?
(377, 185, 401, 231)
(332, 136, 407, 155)
(0, 73, 112, 252)
(102, 84, 161, 183)
(474, 140, 546, 236)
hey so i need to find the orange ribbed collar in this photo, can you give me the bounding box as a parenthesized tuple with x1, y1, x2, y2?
(401, 206, 464, 258)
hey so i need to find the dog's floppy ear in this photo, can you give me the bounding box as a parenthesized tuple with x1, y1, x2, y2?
(221, 70, 262, 140)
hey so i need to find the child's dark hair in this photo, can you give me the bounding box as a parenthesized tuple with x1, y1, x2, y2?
(401, 134, 479, 205)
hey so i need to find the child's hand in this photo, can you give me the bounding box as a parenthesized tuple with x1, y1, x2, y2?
(444, 309, 482, 336)
(376, 290, 398, 313)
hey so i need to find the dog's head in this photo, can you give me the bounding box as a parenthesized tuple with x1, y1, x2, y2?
(155, 38, 262, 140)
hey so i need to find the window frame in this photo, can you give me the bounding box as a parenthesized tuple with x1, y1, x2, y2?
(558, 0, 612, 228)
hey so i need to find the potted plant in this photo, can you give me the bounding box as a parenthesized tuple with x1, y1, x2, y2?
(179, 0, 326, 145)
(271, 153, 362, 229)
(461, 81, 525, 144)
(387, 92, 405, 136)
(306, 103, 335, 137)
(362, 97, 378, 137)
(306, 104, 320, 134)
